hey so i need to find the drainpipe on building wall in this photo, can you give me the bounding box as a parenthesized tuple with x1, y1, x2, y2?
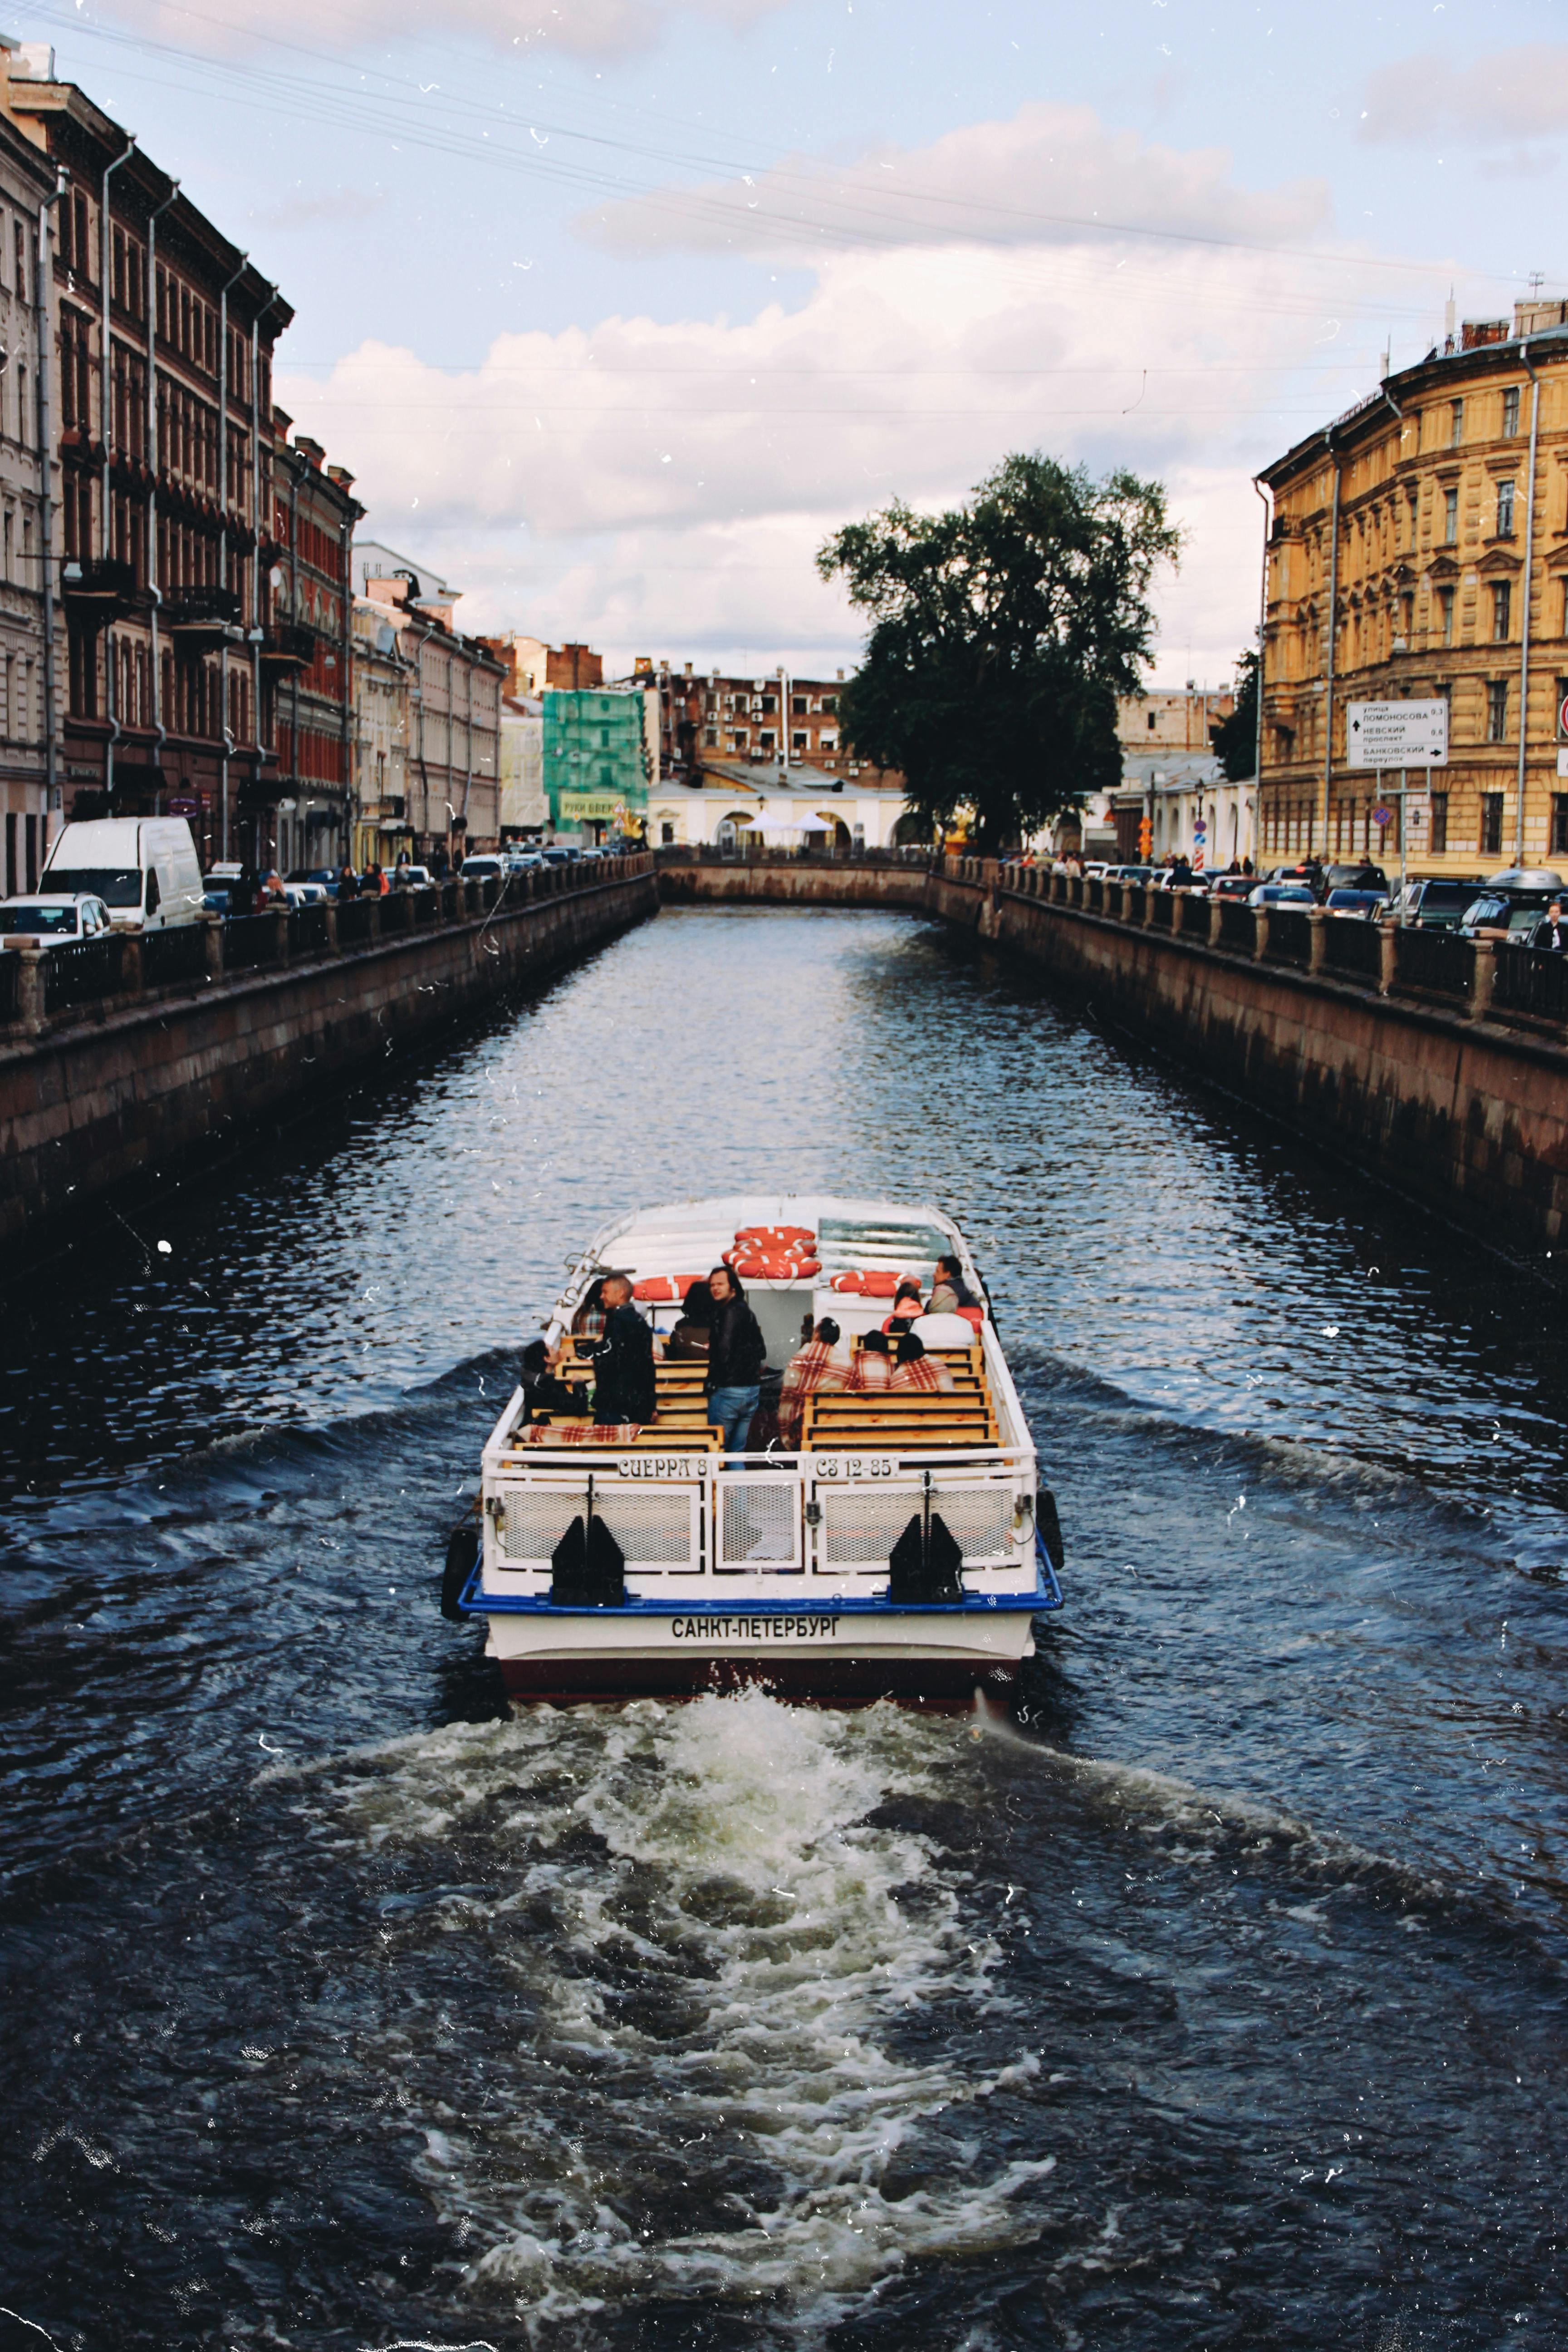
(1320, 431, 1342, 862)
(144, 180, 180, 812)
(1515, 342, 1541, 868)
(35, 169, 64, 843)
(212, 247, 245, 863)
(99, 132, 135, 806)
(338, 511, 352, 866)
(249, 286, 279, 864)
(462, 649, 473, 833)
(287, 453, 299, 872)
(412, 617, 438, 851)
(1252, 476, 1270, 859)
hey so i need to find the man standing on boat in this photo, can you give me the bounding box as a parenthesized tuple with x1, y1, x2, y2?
(705, 1266, 767, 1457)
(590, 1274, 657, 1429)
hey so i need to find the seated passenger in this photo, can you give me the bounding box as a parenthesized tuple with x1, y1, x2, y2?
(518, 1336, 590, 1422)
(570, 1276, 608, 1361)
(927, 1253, 980, 1317)
(881, 1279, 926, 1337)
(847, 1330, 893, 1392)
(665, 1280, 714, 1363)
(779, 1316, 850, 1445)
(590, 1273, 656, 1429)
(889, 1332, 956, 1394)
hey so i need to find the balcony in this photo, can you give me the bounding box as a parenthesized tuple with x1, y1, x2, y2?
(164, 585, 244, 651)
(259, 623, 318, 670)
(61, 557, 143, 620)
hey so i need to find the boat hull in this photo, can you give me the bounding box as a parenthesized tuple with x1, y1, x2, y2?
(482, 1600, 1039, 1705)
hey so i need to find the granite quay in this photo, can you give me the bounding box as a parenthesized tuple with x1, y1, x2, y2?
(655, 852, 1568, 1271)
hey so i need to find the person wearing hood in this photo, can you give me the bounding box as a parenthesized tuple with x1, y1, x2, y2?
(705, 1263, 766, 1455)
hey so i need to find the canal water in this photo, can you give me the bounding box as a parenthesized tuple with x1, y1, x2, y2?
(2, 904, 1565, 2352)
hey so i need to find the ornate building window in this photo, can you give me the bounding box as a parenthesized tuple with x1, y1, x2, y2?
(1486, 680, 1508, 742)
(1492, 583, 1512, 642)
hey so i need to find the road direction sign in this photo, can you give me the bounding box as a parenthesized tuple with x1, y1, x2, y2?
(1345, 699, 1449, 768)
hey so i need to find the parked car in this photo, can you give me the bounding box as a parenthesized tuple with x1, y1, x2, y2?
(283, 879, 330, 906)
(288, 865, 343, 899)
(1101, 864, 1155, 886)
(1323, 888, 1390, 920)
(541, 846, 579, 866)
(459, 855, 506, 883)
(1397, 877, 1484, 930)
(1521, 910, 1568, 951)
(1457, 870, 1567, 942)
(1209, 874, 1257, 902)
(1266, 862, 1321, 893)
(39, 816, 205, 931)
(0, 892, 113, 945)
(1320, 861, 1388, 899)
(390, 864, 435, 889)
(1248, 883, 1316, 908)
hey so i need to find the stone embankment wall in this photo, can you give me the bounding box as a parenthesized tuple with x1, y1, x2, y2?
(1, 859, 657, 1250)
(660, 852, 1568, 1265)
(655, 851, 931, 911)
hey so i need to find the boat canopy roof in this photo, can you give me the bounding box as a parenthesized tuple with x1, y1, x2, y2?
(573, 1193, 969, 1283)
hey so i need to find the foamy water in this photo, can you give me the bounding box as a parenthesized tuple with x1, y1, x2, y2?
(316, 1694, 1054, 2340)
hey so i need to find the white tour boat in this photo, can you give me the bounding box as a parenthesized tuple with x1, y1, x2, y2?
(443, 1195, 1063, 1703)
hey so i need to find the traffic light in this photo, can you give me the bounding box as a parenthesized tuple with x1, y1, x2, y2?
(1138, 815, 1153, 858)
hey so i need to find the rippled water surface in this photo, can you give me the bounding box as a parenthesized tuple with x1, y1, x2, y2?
(3, 905, 1567, 2350)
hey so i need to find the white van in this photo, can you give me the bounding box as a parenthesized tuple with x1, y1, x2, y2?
(39, 817, 206, 931)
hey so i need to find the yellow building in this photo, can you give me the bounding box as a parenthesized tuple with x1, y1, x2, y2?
(1259, 300, 1568, 875)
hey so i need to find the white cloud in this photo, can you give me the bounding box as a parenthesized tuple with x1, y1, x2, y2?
(279, 113, 1465, 686)
(578, 99, 1332, 261)
(107, 0, 781, 60)
(1359, 45, 1568, 146)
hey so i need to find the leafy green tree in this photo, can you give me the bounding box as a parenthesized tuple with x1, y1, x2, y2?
(1209, 647, 1259, 782)
(816, 453, 1180, 852)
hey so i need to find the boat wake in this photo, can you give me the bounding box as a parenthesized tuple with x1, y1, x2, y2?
(314, 1691, 1055, 2342)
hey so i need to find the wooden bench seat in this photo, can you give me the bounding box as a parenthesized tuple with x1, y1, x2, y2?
(801, 1396, 998, 1450)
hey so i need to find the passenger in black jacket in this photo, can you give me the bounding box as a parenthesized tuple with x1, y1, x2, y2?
(590, 1275, 657, 1427)
(705, 1265, 766, 1457)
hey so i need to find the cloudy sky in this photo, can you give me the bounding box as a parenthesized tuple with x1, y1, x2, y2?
(22, 0, 1563, 683)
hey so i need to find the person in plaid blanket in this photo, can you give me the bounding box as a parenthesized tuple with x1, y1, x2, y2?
(890, 1334, 956, 1393)
(778, 1317, 851, 1446)
(847, 1331, 894, 1392)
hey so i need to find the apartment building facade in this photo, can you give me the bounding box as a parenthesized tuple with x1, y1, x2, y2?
(0, 53, 57, 899)
(357, 542, 504, 855)
(483, 634, 602, 696)
(270, 427, 360, 874)
(351, 593, 412, 868)
(5, 50, 290, 865)
(1259, 303, 1568, 873)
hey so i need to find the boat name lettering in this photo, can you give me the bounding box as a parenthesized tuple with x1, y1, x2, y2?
(616, 1455, 703, 1479)
(813, 1455, 895, 1481)
(671, 1615, 840, 1641)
